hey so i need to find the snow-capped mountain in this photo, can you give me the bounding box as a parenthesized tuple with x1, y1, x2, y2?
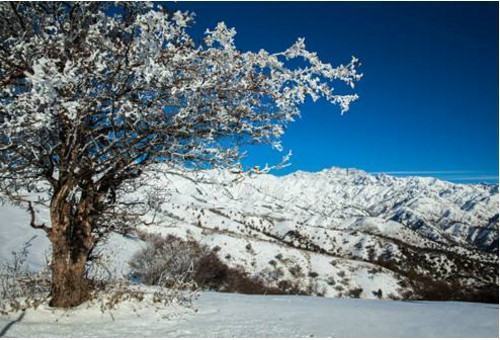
(141, 167, 498, 300)
(0, 167, 498, 301)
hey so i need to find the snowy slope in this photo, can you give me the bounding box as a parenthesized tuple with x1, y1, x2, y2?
(0, 167, 498, 300)
(153, 167, 498, 250)
(0, 201, 144, 279)
(133, 167, 498, 299)
(0, 292, 498, 337)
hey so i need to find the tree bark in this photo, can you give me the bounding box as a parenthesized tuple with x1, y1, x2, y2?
(49, 237, 92, 307)
(48, 182, 95, 308)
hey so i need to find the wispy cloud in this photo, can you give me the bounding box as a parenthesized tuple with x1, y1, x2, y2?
(445, 175, 499, 182)
(371, 170, 499, 183)
(373, 170, 476, 175)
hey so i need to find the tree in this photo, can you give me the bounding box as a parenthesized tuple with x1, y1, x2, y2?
(0, 2, 361, 307)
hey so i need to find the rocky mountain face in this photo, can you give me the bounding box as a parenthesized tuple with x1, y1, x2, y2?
(142, 167, 498, 301)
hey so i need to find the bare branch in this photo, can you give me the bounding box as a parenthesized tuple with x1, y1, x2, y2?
(26, 201, 50, 234)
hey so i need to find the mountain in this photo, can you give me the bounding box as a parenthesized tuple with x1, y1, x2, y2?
(1, 167, 498, 301)
(141, 167, 498, 301)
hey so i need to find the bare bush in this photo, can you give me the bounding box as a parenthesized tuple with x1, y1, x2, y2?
(348, 288, 363, 298)
(89, 279, 198, 315)
(129, 234, 203, 290)
(130, 233, 284, 295)
(0, 237, 50, 314)
(194, 252, 282, 294)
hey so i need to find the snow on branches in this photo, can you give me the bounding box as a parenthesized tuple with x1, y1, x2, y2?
(0, 2, 360, 235)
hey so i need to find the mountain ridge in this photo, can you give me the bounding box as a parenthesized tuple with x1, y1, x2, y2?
(136, 166, 498, 301)
(0, 166, 498, 301)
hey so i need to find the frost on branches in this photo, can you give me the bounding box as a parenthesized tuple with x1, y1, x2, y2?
(0, 2, 361, 307)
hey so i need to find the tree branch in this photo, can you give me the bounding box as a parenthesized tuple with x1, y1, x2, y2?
(27, 201, 50, 234)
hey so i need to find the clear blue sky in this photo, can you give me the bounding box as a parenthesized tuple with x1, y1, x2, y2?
(170, 2, 499, 183)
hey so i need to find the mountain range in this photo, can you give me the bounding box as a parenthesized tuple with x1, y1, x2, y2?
(140, 167, 499, 301)
(1, 167, 498, 302)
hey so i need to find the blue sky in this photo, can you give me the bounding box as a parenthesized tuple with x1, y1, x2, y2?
(171, 2, 499, 183)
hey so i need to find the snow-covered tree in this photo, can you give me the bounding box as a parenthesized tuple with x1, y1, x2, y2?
(0, 2, 361, 307)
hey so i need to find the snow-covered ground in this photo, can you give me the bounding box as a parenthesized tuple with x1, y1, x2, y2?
(0, 292, 498, 337)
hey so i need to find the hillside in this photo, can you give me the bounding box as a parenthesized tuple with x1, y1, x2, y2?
(135, 167, 498, 301)
(0, 167, 498, 301)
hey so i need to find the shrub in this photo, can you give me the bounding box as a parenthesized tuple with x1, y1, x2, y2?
(130, 233, 284, 295)
(334, 285, 344, 292)
(193, 252, 229, 290)
(262, 266, 285, 282)
(128, 234, 202, 290)
(288, 264, 304, 278)
(194, 252, 283, 295)
(367, 267, 382, 274)
(0, 237, 51, 314)
(277, 280, 306, 295)
(348, 288, 363, 298)
(88, 279, 198, 314)
(326, 276, 336, 286)
(410, 277, 499, 303)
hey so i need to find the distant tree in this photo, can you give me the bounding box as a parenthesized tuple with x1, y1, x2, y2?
(0, 2, 360, 307)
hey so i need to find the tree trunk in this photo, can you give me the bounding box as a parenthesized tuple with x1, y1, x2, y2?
(49, 237, 92, 307)
(48, 183, 95, 308)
